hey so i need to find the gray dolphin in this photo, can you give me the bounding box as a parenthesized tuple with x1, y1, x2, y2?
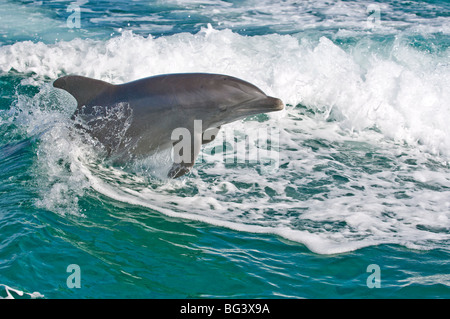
(53, 73, 284, 178)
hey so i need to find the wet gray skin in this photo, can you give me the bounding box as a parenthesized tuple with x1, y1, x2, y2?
(53, 73, 284, 178)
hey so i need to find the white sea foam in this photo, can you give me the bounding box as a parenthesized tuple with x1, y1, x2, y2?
(2, 27, 450, 254)
(0, 284, 44, 299)
(1, 27, 449, 156)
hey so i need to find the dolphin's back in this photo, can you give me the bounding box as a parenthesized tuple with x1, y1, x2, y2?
(54, 73, 267, 114)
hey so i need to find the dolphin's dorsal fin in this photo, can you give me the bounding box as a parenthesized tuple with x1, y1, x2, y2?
(53, 75, 114, 108)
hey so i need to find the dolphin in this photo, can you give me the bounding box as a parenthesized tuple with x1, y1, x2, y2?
(53, 73, 284, 178)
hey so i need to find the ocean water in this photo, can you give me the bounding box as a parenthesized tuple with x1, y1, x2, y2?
(0, 0, 449, 299)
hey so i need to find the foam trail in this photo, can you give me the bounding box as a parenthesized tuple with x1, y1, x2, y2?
(77, 160, 368, 254)
(1, 28, 449, 157)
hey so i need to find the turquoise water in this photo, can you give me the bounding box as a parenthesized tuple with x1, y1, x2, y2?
(1, 0, 450, 299)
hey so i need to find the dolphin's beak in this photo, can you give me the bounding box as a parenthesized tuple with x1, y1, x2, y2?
(53, 77, 67, 89)
(235, 96, 284, 118)
(268, 96, 284, 111)
(255, 96, 284, 112)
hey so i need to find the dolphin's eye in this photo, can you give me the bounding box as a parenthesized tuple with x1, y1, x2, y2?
(219, 104, 227, 112)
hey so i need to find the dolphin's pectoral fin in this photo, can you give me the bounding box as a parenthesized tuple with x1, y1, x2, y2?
(169, 132, 202, 178)
(168, 162, 195, 179)
(202, 126, 221, 144)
